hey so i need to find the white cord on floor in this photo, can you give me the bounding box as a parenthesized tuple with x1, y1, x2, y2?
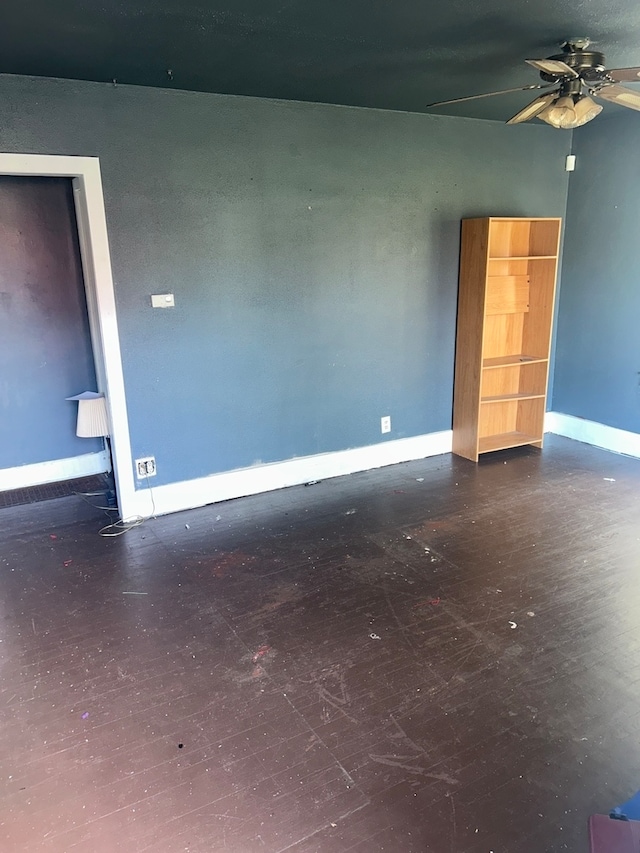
(74, 470, 157, 537)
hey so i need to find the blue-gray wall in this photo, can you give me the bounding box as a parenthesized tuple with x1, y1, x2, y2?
(553, 113, 640, 433)
(0, 75, 571, 487)
(0, 175, 100, 468)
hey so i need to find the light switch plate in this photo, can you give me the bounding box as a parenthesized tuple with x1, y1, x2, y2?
(151, 293, 175, 308)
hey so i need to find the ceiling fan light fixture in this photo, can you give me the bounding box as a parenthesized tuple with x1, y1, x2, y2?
(537, 94, 601, 128)
(538, 95, 576, 127)
(572, 95, 603, 124)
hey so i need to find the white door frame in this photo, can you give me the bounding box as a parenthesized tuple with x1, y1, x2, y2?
(0, 154, 135, 518)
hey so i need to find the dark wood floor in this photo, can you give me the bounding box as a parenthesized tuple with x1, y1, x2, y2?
(1, 436, 639, 852)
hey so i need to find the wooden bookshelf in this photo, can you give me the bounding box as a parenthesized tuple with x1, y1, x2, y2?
(452, 217, 561, 462)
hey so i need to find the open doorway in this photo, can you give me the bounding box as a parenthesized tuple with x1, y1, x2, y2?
(0, 175, 108, 491)
(0, 154, 135, 519)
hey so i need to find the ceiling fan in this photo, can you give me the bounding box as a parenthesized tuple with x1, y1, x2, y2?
(427, 38, 640, 128)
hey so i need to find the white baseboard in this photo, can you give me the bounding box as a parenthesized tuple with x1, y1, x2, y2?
(128, 430, 453, 519)
(545, 412, 640, 459)
(0, 450, 110, 492)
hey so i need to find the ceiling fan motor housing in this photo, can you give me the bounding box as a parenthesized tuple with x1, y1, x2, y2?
(539, 50, 606, 82)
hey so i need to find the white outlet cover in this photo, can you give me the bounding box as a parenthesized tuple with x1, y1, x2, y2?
(381, 416, 391, 434)
(151, 293, 175, 308)
(135, 457, 156, 478)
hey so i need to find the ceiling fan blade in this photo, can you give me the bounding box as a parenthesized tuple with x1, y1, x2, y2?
(594, 83, 640, 111)
(425, 83, 552, 109)
(606, 66, 640, 83)
(526, 58, 579, 78)
(506, 92, 558, 124)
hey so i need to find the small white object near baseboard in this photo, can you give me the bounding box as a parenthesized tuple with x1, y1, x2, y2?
(128, 430, 453, 518)
(0, 450, 110, 492)
(545, 412, 640, 459)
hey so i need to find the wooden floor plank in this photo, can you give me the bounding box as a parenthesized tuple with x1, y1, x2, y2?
(1, 435, 639, 851)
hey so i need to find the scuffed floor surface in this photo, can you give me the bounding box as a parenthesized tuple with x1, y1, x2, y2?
(1, 435, 639, 852)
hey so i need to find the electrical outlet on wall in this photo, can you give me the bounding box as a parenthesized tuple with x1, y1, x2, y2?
(135, 457, 156, 478)
(381, 416, 391, 434)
